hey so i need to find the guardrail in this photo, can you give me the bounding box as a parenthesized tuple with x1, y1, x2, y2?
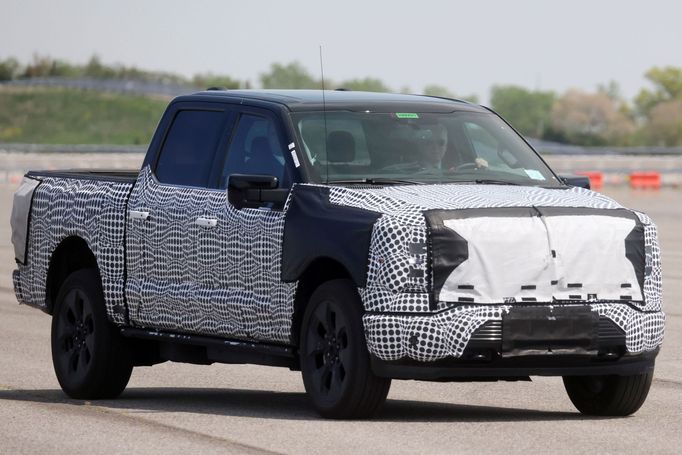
(1, 78, 194, 97)
(528, 138, 682, 156)
(0, 143, 147, 154)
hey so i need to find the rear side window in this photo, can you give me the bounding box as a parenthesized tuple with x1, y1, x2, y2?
(155, 110, 226, 187)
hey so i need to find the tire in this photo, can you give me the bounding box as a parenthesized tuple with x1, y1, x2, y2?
(300, 279, 391, 419)
(563, 371, 654, 416)
(51, 269, 133, 399)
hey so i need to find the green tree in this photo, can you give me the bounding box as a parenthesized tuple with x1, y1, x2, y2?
(84, 55, 117, 78)
(49, 59, 79, 77)
(550, 89, 635, 146)
(645, 99, 682, 146)
(337, 77, 390, 92)
(259, 62, 318, 89)
(0, 57, 20, 81)
(423, 84, 454, 98)
(423, 84, 479, 103)
(22, 54, 57, 78)
(489, 85, 555, 137)
(635, 66, 682, 116)
(192, 73, 242, 89)
(597, 80, 623, 102)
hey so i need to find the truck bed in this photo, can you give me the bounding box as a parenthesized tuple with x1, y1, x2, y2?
(26, 169, 139, 183)
(14, 169, 136, 322)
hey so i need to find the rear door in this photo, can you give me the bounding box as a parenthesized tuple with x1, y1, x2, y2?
(125, 102, 237, 332)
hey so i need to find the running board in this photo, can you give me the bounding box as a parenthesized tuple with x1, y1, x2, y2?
(120, 327, 298, 369)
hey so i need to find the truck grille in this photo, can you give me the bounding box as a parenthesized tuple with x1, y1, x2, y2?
(469, 317, 625, 345)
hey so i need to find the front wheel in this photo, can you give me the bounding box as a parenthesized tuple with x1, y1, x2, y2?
(51, 269, 133, 399)
(563, 371, 654, 416)
(300, 279, 391, 419)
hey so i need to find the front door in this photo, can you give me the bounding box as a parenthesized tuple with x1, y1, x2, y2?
(202, 109, 297, 344)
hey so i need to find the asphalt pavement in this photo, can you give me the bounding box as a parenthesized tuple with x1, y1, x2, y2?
(1, 184, 680, 454)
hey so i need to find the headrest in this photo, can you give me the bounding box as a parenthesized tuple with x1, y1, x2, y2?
(251, 137, 271, 158)
(326, 131, 355, 163)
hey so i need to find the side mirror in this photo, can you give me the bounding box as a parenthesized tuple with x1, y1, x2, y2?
(559, 174, 591, 190)
(227, 174, 289, 209)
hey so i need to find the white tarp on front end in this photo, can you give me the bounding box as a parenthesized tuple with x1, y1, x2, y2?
(439, 214, 642, 303)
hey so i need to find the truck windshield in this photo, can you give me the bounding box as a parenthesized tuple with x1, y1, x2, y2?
(291, 110, 562, 187)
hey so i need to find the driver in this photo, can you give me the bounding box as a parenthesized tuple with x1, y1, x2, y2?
(416, 124, 489, 171)
(416, 124, 448, 170)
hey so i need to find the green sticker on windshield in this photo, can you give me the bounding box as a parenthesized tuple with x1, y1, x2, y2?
(395, 112, 419, 119)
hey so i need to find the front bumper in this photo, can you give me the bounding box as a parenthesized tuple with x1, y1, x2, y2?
(363, 302, 664, 363)
(371, 348, 658, 381)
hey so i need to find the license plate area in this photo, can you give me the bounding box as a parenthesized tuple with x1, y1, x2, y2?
(502, 305, 599, 357)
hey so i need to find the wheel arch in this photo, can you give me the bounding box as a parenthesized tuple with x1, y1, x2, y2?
(290, 257, 357, 348)
(45, 235, 99, 314)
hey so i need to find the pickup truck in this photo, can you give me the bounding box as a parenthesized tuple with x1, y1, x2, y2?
(11, 90, 664, 419)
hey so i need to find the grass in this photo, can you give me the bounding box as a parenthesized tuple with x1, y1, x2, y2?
(0, 87, 169, 144)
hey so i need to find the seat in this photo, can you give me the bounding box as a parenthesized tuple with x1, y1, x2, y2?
(247, 136, 283, 180)
(326, 131, 356, 163)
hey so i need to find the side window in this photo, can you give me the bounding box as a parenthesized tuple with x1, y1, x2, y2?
(221, 114, 286, 188)
(155, 110, 226, 187)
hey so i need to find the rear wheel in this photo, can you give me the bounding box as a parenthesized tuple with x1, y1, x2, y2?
(563, 371, 654, 416)
(300, 279, 391, 419)
(51, 269, 133, 399)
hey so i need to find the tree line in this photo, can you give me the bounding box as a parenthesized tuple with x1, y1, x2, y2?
(1, 55, 681, 146)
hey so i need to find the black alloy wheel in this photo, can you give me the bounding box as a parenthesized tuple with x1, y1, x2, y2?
(300, 279, 391, 419)
(51, 269, 133, 399)
(54, 286, 96, 383)
(306, 295, 349, 403)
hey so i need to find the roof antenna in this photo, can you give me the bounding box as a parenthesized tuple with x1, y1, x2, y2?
(319, 45, 329, 184)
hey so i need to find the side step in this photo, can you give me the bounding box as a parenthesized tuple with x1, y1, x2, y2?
(120, 327, 298, 369)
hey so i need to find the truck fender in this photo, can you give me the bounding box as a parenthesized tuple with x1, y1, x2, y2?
(281, 186, 381, 287)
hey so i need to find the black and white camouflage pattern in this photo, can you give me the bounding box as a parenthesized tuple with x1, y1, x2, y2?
(322, 183, 664, 361)
(15, 172, 663, 362)
(363, 302, 664, 362)
(15, 176, 132, 324)
(633, 211, 663, 312)
(125, 166, 296, 343)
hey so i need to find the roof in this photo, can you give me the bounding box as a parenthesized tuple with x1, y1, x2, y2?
(180, 89, 487, 113)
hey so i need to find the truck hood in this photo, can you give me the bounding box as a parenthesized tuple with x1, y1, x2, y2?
(327, 183, 624, 214)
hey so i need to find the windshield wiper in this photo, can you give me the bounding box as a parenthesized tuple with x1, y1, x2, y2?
(467, 179, 522, 186)
(327, 178, 424, 185)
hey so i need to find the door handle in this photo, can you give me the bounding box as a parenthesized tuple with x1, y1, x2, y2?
(195, 217, 218, 228)
(129, 210, 150, 221)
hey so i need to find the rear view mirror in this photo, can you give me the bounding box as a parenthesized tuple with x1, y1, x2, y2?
(227, 174, 288, 209)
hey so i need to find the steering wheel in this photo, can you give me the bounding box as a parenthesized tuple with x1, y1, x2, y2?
(453, 162, 479, 171)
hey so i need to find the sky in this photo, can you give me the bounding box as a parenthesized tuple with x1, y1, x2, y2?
(2, 0, 682, 104)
